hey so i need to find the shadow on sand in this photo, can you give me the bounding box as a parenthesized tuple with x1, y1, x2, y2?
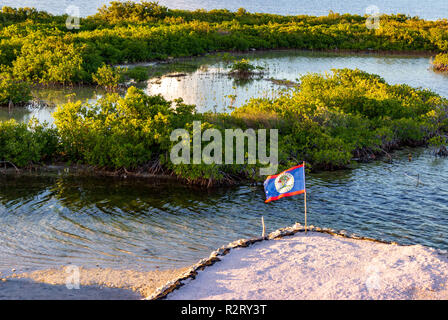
(0, 278, 141, 300)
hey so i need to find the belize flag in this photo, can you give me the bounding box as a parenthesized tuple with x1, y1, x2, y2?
(264, 164, 306, 203)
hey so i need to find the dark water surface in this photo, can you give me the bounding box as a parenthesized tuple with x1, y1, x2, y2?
(1, 149, 447, 274)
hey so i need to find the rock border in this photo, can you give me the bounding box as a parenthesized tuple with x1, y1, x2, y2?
(146, 223, 401, 300)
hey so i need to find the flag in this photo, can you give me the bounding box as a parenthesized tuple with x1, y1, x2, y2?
(264, 164, 306, 203)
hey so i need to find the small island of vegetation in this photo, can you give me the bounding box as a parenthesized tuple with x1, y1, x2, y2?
(433, 53, 448, 72)
(1, 2, 448, 185)
(1, 68, 447, 185)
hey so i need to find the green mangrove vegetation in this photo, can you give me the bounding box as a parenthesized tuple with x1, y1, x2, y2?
(92, 64, 126, 91)
(0, 1, 447, 94)
(123, 66, 151, 82)
(1, 69, 447, 184)
(228, 59, 265, 78)
(1, 2, 448, 184)
(0, 69, 31, 106)
(433, 53, 448, 71)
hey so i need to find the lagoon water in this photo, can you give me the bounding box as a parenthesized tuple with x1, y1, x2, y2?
(1, 149, 447, 275)
(145, 51, 448, 113)
(1, 50, 448, 274)
(3, 0, 448, 20)
(1, 1, 448, 276)
(2, 50, 447, 123)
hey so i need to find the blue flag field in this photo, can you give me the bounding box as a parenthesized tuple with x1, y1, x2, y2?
(264, 164, 306, 203)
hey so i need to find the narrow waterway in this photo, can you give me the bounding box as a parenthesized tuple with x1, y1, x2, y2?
(2, 50, 447, 123)
(1, 148, 447, 275)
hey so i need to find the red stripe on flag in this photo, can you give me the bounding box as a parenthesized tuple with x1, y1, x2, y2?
(265, 189, 306, 203)
(265, 164, 304, 181)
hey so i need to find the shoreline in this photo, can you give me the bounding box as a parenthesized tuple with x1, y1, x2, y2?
(1, 266, 190, 300)
(2, 223, 447, 300)
(0, 162, 248, 187)
(0, 224, 394, 300)
(1, 47, 438, 102)
(0, 144, 427, 186)
(148, 223, 405, 300)
(0, 163, 181, 182)
(150, 224, 448, 300)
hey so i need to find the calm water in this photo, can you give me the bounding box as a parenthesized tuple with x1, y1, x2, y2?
(146, 51, 448, 113)
(3, 0, 448, 20)
(2, 51, 447, 123)
(1, 149, 447, 275)
(1, 1, 448, 275)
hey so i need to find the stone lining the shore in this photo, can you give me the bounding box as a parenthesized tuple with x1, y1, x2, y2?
(147, 224, 405, 300)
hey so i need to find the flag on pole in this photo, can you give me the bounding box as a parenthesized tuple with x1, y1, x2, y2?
(263, 164, 306, 203)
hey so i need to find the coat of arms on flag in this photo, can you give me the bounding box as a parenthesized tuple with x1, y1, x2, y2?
(264, 164, 306, 203)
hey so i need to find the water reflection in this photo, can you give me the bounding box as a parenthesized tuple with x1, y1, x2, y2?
(1, 149, 447, 274)
(139, 51, 448, 113)
(1, 86, 106, 124)
(3, 50, 447, 123)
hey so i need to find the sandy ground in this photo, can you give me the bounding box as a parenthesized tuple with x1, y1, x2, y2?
(3, 231, 448, 300)
(0, 266, 189, 300)
(167, 232, 448, 300)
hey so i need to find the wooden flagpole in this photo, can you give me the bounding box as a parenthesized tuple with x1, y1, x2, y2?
(261, 216, 266, 238)
(303, 161, 307, 234)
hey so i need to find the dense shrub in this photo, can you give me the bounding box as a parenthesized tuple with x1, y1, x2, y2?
(0, 6, 54, 25)
(1, 68, 448, 182)
(0, 70, 31, 106)
(12, 36, 85, 85)
(0, 119, 58, 167)
(232, 69, 448, 170)
(48, 69, 448, 176)
(53, 87, 177, 168)
(94, 1, 169, 23)
(433, 53, 448, 72)
(0, 4, 447, 86)
(92, 64, 126, 91)
(52, 86, 246, 182)
(124, 66, 150, 82)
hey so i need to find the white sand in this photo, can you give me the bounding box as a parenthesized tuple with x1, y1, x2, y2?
(167, 232, 448, 300)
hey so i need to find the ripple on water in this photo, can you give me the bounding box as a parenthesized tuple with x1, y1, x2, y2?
(0, 149, 447, 274)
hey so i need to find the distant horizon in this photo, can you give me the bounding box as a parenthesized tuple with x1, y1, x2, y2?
(2, 0, 447, 20)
